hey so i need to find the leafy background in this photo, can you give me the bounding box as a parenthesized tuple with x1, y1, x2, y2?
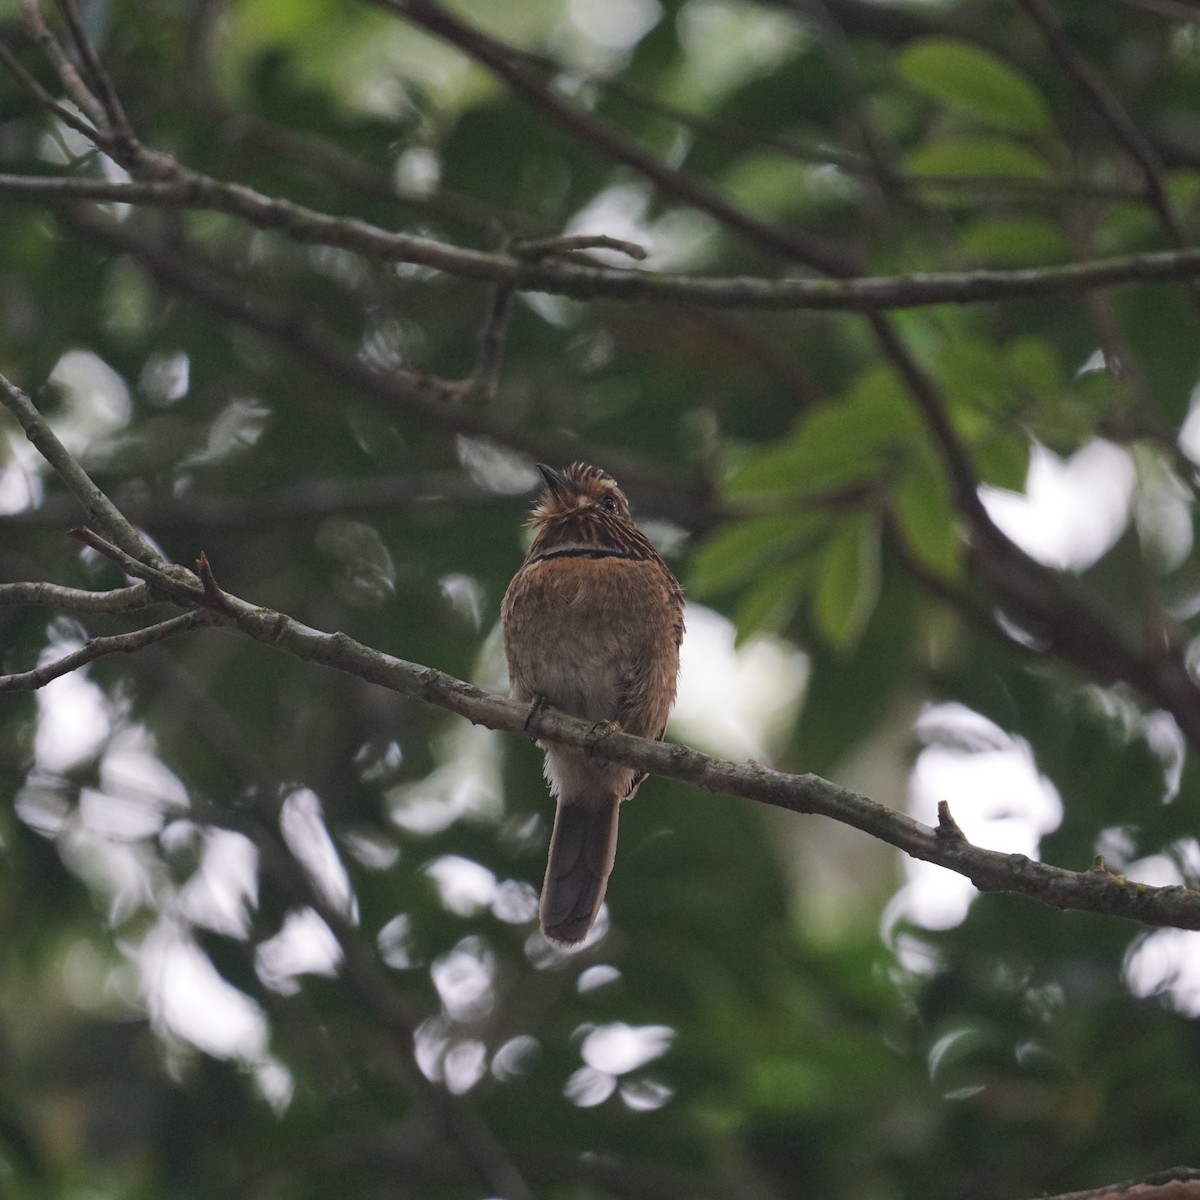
(2, 0, 1200, 1197)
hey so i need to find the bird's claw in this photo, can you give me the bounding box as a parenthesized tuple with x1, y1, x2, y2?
(585, 719, 621, 763)
(524, 694, 548, 733)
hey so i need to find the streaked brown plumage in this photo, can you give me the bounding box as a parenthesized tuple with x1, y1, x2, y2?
(501, 463, 685, 946)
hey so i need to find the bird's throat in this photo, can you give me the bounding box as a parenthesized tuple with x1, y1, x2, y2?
(528, 546, 639, 564)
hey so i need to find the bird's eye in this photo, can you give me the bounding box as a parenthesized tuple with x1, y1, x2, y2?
(600, 495, 619, 513)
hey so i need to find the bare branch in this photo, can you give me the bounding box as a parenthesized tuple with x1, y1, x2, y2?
(55, 207, 714, 531)
(0, 579, 156, 613)
(0, 42, 106, 149)
(1034, 1167, 1200, 1200)
(20, 0, 105, 128)
(0, 371, 1195, 929)
(867, 312, 995, 525)
(19, 538, 1200, 933)
(0, 610, 209, 692)
(52, 0, 134, 144)
(468, 280, 516, 404)
(513, 233, 648, 262)
(0, 369, 166, 567)
(375, 0, 856, 277)
(9, 173, 1200, 311)
(89, 575, 1200, 932)
(1015, 0, 1200, 312)
(67, 526, 205, 605)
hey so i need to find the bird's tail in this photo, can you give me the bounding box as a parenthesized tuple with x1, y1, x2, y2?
(540, 798, 620, 947)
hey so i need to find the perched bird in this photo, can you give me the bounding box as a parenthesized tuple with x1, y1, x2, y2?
(502, 463, 685, 946)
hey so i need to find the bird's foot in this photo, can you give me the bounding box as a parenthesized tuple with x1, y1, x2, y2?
(523, 693, 549, 734)
(584, 719, 621, 763)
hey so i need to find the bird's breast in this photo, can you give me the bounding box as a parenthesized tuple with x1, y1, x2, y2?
(502, 555, 678, 723)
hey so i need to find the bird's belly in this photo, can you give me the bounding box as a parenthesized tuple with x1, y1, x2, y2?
(504, 559, 645, 722)
(524, 611, 626, 720)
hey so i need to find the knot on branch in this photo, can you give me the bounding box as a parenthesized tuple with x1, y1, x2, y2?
(936, 800, 968, 843)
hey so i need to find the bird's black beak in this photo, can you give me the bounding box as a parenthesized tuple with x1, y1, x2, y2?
(536, 463, 567, 494)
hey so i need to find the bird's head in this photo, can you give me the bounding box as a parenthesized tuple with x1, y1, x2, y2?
(526, 462, 654, 558)
(530, 462, 632, 526)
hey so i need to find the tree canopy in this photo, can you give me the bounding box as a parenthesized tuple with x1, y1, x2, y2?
(3, 1, 1200, 1198)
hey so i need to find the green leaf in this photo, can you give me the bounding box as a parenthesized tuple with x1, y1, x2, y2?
(905, 137, 1050, 179)
(899, 38, 1052, 135)
(936, 338, 1010, 416)
(895, 466, 961, 579)
(957, 218, 1069, 265)
(974, 434, 1032, 491)
(732, 557, 811, 642)
(722, 156, 856, 219)
(691, 513, 823, 596)
(726, 366, 922, 499)
(813, 514, 881, 651)
(747, 1057, 826, 1114)
(1005, 336, 1065, 401)
(1166, 169, 1200, 211)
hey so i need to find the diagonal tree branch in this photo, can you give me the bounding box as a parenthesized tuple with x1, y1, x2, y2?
(0, 38, 100, 139)
(1014, 0, 1200, 313)
(54, 205, 715, 531)
(6, 4, 1200, 940)
(55, 520, 1200, 934)
(0, 610, 211, 692)
(0, 368, 166, 566)
(377, 0, 856, 278)
(19, 0, 104, 128)
(2, 369, 1199, 930)
(362, 0, 1200, 762)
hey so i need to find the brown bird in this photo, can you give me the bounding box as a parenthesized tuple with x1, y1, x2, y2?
(502, 463, 685, 946)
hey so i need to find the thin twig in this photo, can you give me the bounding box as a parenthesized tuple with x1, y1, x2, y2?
(55, 206, 714, 531)
(20, 0, 105, 127)
(866, 312, 993, 527)
(0, 40, 100, 140)
(67, 525, 204, 604)
(4, 379, 1200, 929)
(0, 610, 209, 692)
(469, 280, 516, 403)
(52, 0, 134, 143)
(22, 0, 171, 178)
(0, 580, 157, 613)
(378, 0, 856, 277)
(1015, 0, 1200, 312)
(0, 369, 166, 566)
(195, 550, 232, 611)
(513, 234, 647, 262)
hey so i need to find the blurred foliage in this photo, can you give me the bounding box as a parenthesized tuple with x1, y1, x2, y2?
(2, 0, 1200, 1198)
